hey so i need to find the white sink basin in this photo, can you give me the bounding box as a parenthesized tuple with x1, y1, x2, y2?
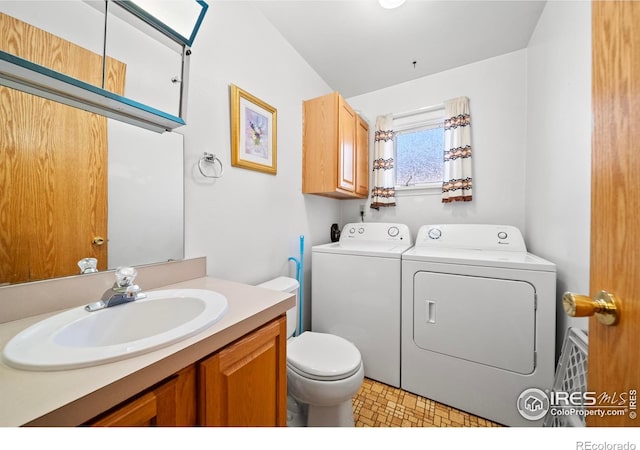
(2, 289, 228, 371)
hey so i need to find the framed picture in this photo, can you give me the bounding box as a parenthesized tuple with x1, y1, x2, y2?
(230, 84, 277, 175)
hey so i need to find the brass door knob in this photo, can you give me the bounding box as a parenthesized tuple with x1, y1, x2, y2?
(92, 236, 105, 246)
(562, 290, 619, 326)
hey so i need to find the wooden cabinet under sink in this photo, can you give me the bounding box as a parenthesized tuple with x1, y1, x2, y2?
(198, 316, 287, 426)
(88, 365, 197, 426)
(85, 316, 287, 427)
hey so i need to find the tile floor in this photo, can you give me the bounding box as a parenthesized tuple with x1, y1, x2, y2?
(352, 378, 502, 427)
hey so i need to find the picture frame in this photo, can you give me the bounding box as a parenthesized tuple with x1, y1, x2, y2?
(230, 84, 277, 175)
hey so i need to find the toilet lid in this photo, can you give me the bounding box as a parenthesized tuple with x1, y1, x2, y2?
(287, 332, 362, 381)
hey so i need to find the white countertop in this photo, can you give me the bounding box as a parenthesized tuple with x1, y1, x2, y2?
(0, 276, 294, 426)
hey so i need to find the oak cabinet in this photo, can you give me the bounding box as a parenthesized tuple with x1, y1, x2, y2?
(87, 366, 197, 427)
(355, 115, 370, 197)
(302, 92, 369, 199)
(198, 316, 287, 426)
(85, 317, 286, 427)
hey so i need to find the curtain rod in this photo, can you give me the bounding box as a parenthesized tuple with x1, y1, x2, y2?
(392, 102, 444, 119)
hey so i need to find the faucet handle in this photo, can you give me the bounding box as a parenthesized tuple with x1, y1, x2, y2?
(115, 266, 138, 288)
(125, 284, 146, 300)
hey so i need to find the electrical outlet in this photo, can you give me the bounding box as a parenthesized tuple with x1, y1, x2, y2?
(360, 204, 366, 214)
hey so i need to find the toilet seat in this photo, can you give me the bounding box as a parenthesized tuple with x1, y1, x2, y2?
(287, 332, 362, 382)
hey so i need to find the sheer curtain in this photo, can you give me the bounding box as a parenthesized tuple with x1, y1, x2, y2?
(370, 114, 396, 209)
(442, 97, 473, 203)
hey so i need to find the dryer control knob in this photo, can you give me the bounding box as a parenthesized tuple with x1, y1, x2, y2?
(498, 231, 508, 240)
(388, 226, 400, 237)
(349, 227, 356, 234)
(428, 228, 442, 240)
(358, 227, 365, 234)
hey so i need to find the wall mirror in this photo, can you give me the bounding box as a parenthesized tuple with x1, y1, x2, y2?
(0, 3, 186, 285)
(0, 85, 185, 285)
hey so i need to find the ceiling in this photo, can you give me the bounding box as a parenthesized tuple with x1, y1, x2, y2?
(251, 0, 547, 98)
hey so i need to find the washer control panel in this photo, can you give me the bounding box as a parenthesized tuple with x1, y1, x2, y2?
(427, 228, 442, 240)
(341, 222, 412, 243)
(416, 224, 526, 252)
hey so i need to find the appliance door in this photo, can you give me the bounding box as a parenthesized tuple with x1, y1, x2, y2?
(413, 271, 536, 374)
(312, 251, 401, 387)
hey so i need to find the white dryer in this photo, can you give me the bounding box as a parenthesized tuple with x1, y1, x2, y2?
(312, 222, 413, 387)
(401, 224, 556, 426)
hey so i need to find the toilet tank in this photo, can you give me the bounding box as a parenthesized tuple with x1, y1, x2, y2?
(257, 276, 299, 338)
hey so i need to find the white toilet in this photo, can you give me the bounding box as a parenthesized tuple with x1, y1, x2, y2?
(258, 276, 364, 427)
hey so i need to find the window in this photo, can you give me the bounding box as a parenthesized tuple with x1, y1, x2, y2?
(393, 108, 445, 191)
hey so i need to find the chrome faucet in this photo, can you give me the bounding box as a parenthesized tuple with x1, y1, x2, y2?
(85, 267, 146, 312)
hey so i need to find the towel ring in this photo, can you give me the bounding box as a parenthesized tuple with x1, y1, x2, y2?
(198, 152, 224, 178)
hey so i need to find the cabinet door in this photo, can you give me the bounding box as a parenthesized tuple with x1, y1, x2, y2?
(302, 92, 339, 196)
(198, 317, 287, 426)
(355, 116, 370, 197)
(87, 366, 196, 427)
(338, 97, 357, 193)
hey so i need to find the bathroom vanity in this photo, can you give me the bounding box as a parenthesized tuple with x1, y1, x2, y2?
(0, 258, 294, 427)
(88, 315, 286, 426)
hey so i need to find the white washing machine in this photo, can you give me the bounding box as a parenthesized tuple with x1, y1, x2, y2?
(312, 222, 413, 387)
(401, 224, 556, 427)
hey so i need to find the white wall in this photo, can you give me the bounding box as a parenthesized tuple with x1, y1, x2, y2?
(525, 1, 591, 350)
(343, 50, 528, 237)
(182, 2, 339, 330)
